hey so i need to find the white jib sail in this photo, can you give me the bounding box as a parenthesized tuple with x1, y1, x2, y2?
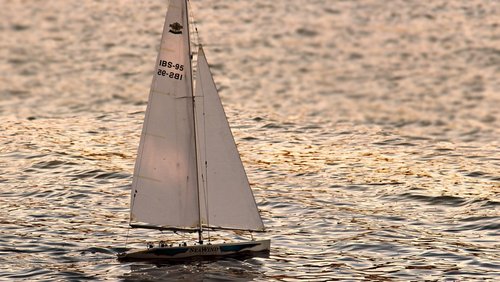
(130, 0, 199, 230)
(194, 47, 265, 231)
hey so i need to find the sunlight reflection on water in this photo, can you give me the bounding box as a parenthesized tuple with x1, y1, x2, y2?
(1, 0, 499, 280)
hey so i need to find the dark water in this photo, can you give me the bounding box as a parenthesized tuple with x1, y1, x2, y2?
(1, 0, 499, 280)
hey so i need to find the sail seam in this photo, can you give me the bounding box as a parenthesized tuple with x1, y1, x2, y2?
(144, 132, 167, 139)
(161, 47, 175, 52)
(151, 90, 171, 96)
(135, 175, 162, 183)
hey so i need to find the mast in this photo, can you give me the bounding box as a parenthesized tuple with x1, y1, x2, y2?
(185, 0, 203, 244)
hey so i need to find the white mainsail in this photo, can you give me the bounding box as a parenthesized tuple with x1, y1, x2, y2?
(130, 0, 199, 230)
(194, 47, 265, 232)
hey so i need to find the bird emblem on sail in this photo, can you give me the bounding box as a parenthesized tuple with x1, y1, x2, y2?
(169, 22, 183, 34)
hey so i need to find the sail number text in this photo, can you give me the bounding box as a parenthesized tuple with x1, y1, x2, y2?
(159, 60, 184, 71)
(157, 59, 184, 81)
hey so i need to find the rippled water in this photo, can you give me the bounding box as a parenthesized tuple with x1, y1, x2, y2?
(1, 0, 499, 280)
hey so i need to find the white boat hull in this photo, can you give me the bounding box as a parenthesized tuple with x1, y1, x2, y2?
(117, 240, 270, 262)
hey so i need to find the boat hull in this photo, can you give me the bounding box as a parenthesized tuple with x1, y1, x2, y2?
(117, 239, 270, 262)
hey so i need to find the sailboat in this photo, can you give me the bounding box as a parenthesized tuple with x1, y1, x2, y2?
(117, 0, 270, 261)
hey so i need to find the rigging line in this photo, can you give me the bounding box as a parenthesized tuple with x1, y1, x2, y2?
(202, 70, 211, 243)
(200, 53, 210, 242)
(187, 0, 211, 242)
(185, 0, 203, 244)
(198, 48, 211, 243)
(188, 0, 209, 242)
(187, 0, 202, 47)
(125, 226, 131, 248)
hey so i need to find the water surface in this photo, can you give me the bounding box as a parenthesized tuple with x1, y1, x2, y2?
(1, 0, 499, 280)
